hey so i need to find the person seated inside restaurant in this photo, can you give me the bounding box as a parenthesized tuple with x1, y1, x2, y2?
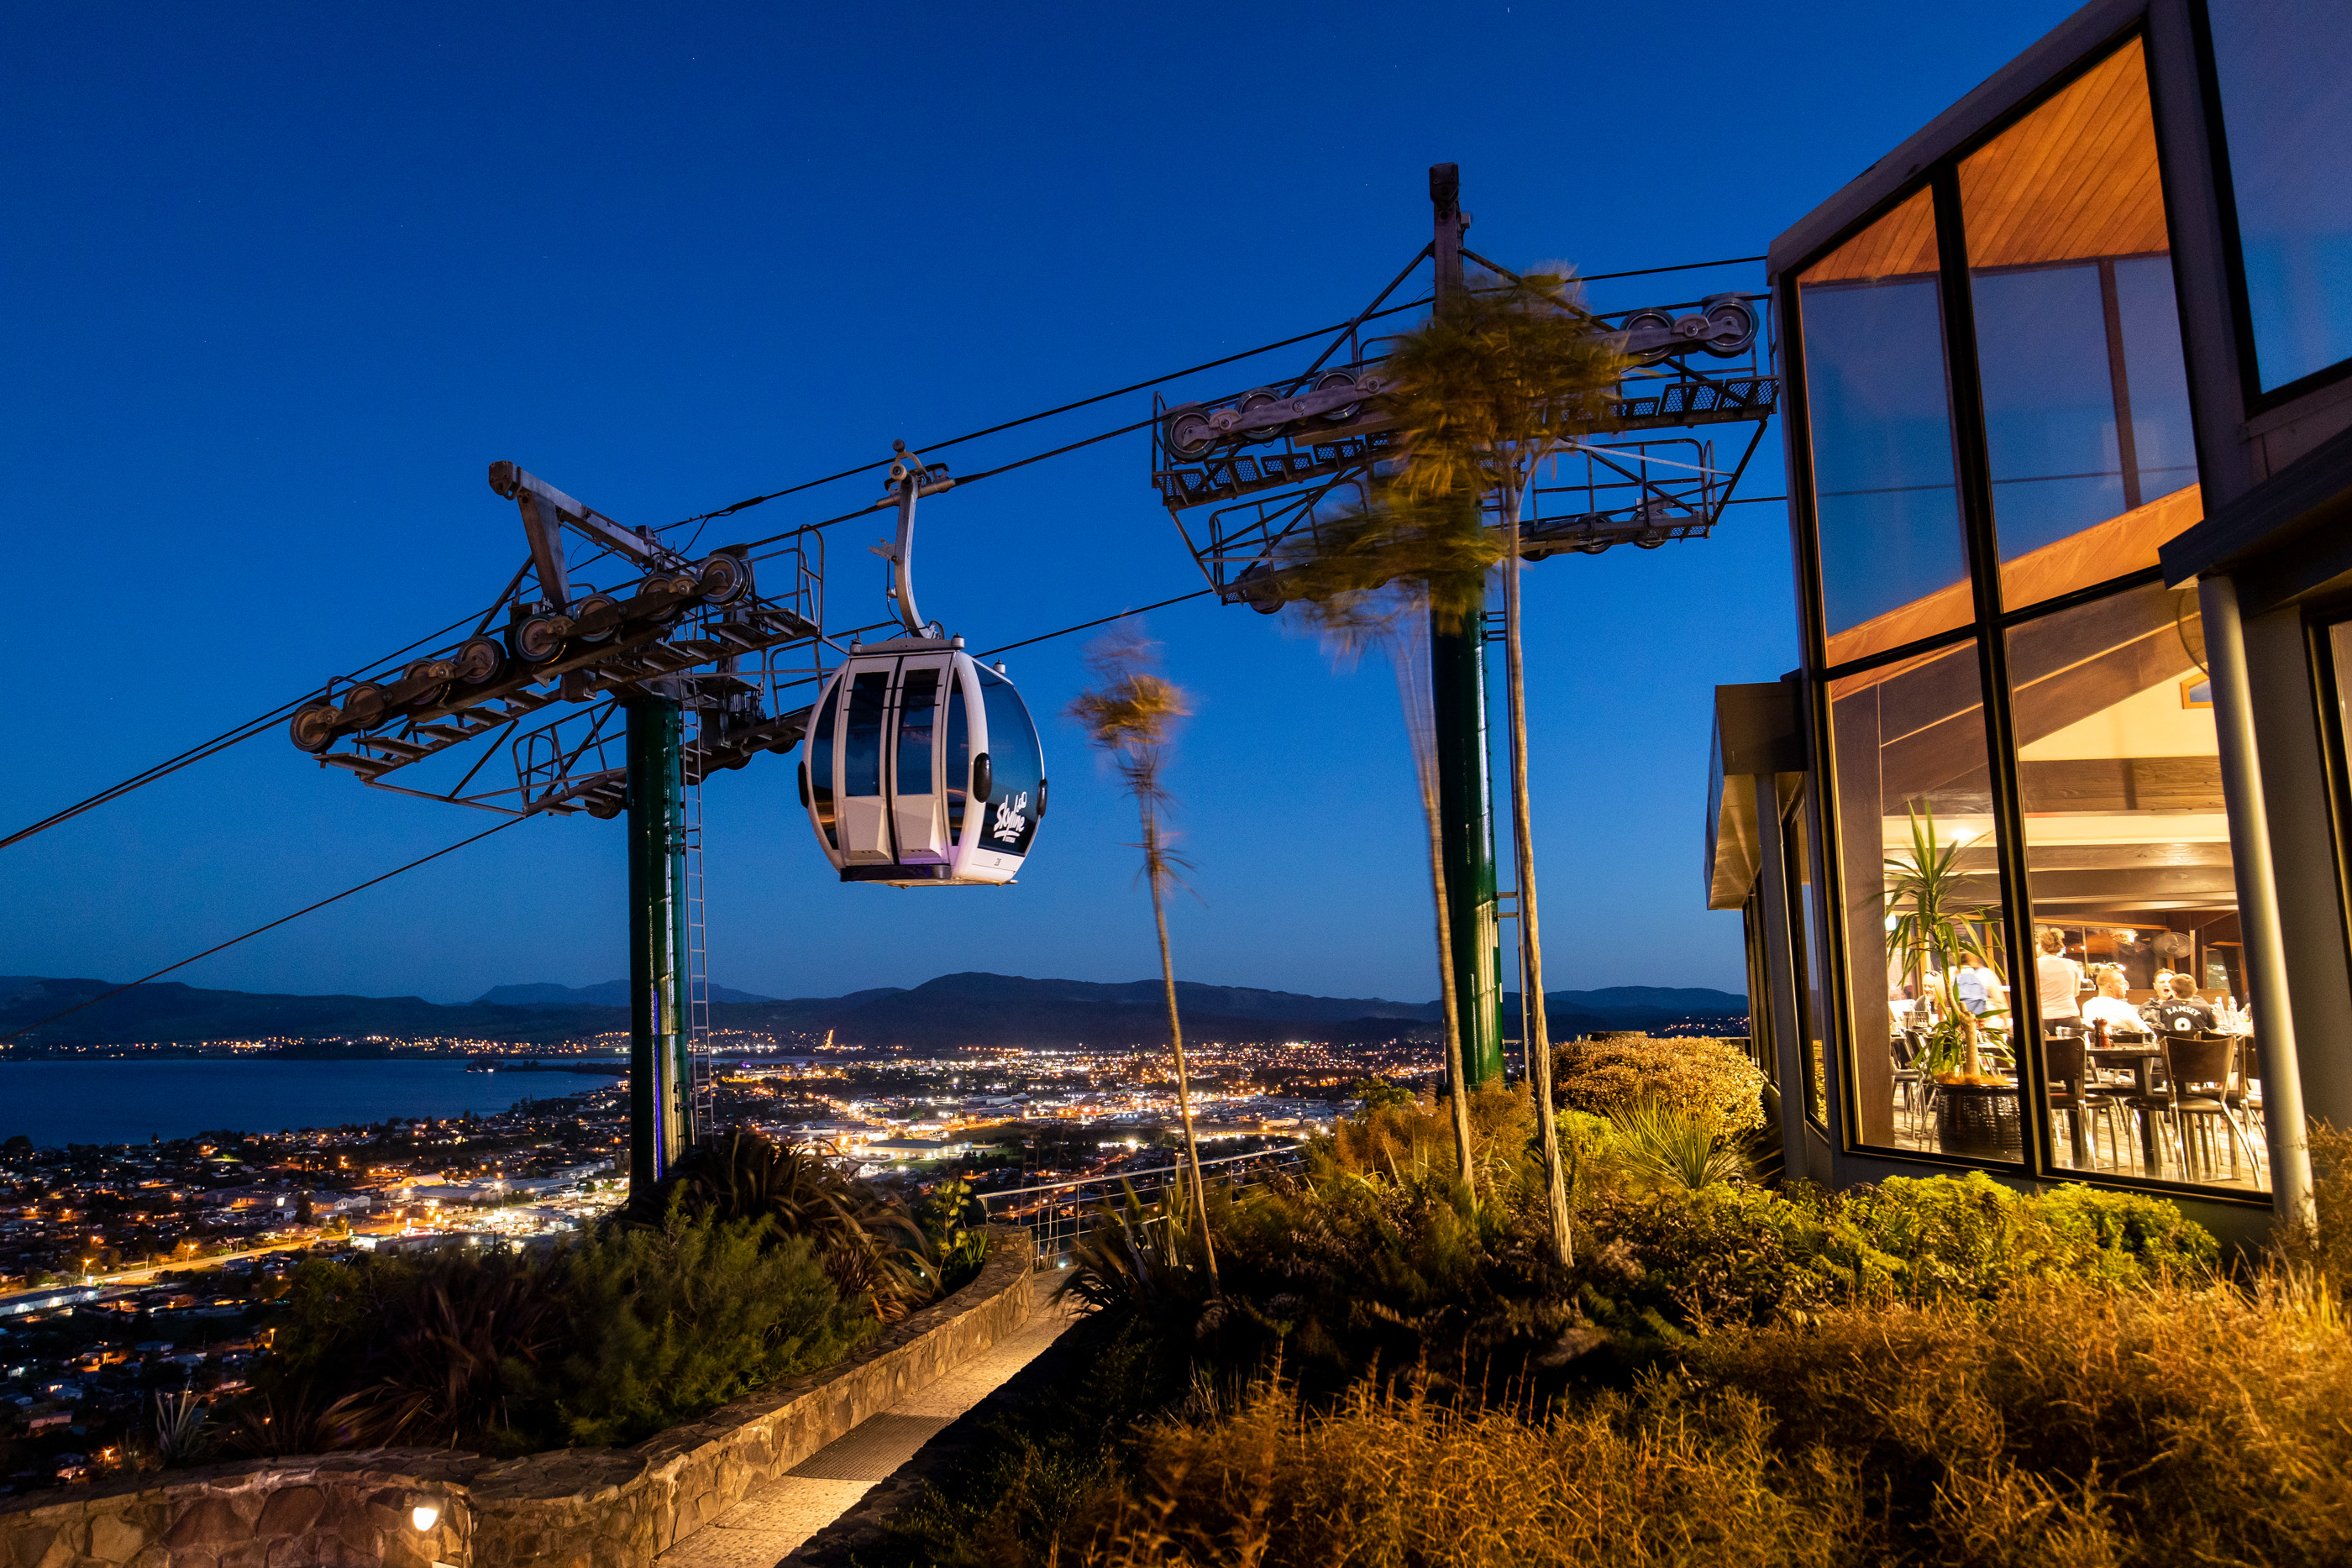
(2144, 973, 2219, 1036)
(2079, 965, 2146, 1036)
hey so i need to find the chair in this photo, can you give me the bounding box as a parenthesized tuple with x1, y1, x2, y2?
(2155, 1033, 2265, 1182)
(2043, 1030, 2123, 1171)
(1891, 1030, 1929, 1141)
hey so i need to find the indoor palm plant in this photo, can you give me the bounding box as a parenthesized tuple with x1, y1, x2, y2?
(1884, 802, 2007, 1085)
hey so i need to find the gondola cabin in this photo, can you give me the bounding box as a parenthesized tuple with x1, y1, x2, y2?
(800, 636, 1045, 886)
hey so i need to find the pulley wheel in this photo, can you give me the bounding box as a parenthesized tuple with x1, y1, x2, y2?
(585, 793, 623, 821)
(402, 659, 452, 706)
(1577, 539, 1611, 555)
(339, 683, 387, 728)
(1234, 388, 1284, 441)
(288, 702, 343, 753)
(696, 552, 749, 605)
(1163, 404, 1217, 459)
(1312, 370, 1362, 425)
(1620, 308, 1674, 364)
(510, 616, 566, 665)
(453, 636, 505, 685)
(1235, 562, 1286, 615)
(1699, 296, 1756, 357)
(572, 594, 620, 641)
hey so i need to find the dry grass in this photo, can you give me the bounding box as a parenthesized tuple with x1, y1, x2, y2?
(1079, 1274, 2352, 1567)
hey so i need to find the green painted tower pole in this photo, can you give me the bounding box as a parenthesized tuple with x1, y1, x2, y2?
(627, 696, 694, 1190)
(1429, 163, 1505, 1087)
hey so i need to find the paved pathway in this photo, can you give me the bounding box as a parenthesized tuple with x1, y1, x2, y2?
(657, 1283, 1084, 1568)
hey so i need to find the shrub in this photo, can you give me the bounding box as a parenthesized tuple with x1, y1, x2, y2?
(1839, 1172, 2216, 1300)
(648, 1129, 927, 1317)
(1555, 1036, 1768, 1134)
(246, 1203, 869, 1455)
(531, 1205, 869, 1447)
(1079, 1274, 2352, 1567)
(1589, 1099, 1753, 1196)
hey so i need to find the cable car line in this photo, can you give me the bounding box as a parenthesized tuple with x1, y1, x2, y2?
(0, 811, 537, 1045)
(3, 251, 1780, 857)
(0, 597, 522, 854)
(658, 297, 1441, 536)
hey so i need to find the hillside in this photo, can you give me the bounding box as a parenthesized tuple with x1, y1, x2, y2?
(0, 972, 1746, 1051)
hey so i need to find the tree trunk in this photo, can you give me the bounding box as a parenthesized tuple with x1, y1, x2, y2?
(1412, 689, 1479, 1196)
(1145, 801, 1220, 1290)
(1502, 472, 1573, 1267)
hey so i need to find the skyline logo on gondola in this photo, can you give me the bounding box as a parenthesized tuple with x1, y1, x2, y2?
(990, 791, 1030, 845)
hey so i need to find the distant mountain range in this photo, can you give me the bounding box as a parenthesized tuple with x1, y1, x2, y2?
(0, 972, 1746, 1052)
(477, 980, 781, 1007)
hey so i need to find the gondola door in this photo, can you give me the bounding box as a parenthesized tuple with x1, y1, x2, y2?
(834, 665, 895, 868)
(890, 654, 954, 866)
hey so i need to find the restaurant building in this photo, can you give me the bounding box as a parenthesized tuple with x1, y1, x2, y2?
(1705, 0, 2350, 1238)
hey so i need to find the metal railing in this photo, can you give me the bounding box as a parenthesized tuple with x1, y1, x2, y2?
(975, 1143, 1307, 1270)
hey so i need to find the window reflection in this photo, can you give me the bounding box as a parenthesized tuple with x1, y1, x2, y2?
(1829, 649, 2022, 1164)
(1786, 797, 1830, 1130)
(1961, 39, 2202, 611)
(1799, 190, 1972, 653)
(2007, 585, 2261, 1190)
(2208, 0, 2352, 392)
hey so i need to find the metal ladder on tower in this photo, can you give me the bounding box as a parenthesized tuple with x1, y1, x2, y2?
(684, 707, 715, 1138)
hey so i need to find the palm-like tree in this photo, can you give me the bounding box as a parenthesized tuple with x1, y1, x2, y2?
(1275, 534, 1489, 1197)
(1067, 627, 1219, 1291)
(1279, 270, 1624, 1263)
(1885, 801, 2006, 1082)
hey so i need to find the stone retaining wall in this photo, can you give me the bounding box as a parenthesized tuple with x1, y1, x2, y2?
(2, 1228, 1038, 1568)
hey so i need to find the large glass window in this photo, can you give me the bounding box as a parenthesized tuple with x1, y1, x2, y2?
(2208, 0, 2352, 393)
(844, 670, 889, 798)
(1786, 796, 1830, 1130)
(1961, 39, 2201, 612)
(1799, 191, 1973, 658)
(896, 667, 938, 794)
(2007, 586, 2260, 1190)
(976, 668, 1043, 857)
(1830, 647, 2021, 1164)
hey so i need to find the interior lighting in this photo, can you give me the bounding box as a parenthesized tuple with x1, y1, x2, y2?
(412, 1505, 440, 1533)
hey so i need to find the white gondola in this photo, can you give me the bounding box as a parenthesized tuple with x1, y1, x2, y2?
(799, 444, 1047, 886)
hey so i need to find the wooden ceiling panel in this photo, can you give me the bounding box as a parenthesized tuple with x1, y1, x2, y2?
(1800, 187, 1939, 285)
(1961, 41, 2168, 268)
(1799, 41, 2168, 287)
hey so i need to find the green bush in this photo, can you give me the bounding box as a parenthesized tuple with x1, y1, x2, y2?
(531, 1205, 869, 1447)
(245, 1202, 869, 1455)
(1554, 1036, 1768, 1135)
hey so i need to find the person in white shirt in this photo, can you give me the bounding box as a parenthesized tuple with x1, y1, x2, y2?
(2079, 967, 2145, 1035)
(2036, 929, 2085, 1023)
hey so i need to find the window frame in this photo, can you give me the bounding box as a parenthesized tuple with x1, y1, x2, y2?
(2187, 0, 2352, 413)
(1778, 23, 2274, 1204)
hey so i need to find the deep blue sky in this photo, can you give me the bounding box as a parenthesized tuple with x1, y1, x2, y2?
(0, 2, 2080, 1007)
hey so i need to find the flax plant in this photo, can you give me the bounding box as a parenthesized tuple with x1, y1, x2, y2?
(1068, 627, 1219, 1291)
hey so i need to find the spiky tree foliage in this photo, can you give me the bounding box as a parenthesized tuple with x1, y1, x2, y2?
(651, 1128, 929, 1319)
(1273, 270, 1625, 1249)
(1068, 627, 1219, 1292)
(1383, 268, 1626, 1269)
(1884, 800, 2007, 1082)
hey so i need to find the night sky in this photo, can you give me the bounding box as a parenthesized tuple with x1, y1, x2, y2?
(0, 2, 2081, 1007)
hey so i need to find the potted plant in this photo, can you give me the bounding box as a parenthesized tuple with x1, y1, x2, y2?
(1885, 802, 2020, 1156)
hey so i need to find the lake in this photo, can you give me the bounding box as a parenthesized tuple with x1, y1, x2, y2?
(0, 1059, 622, 1150)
